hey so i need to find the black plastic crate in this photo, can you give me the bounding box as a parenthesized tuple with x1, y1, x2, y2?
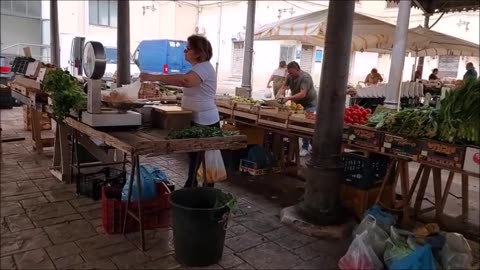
(341, 152, 389, 190)
(0, 88, 13, 109)
(77, 167, 126, 200)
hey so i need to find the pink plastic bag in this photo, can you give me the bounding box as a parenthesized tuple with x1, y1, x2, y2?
(339, 231, 384, 270)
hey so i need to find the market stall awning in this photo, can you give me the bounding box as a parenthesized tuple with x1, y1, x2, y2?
(410, 26, 480, 56)
(254, 9, 430, 53)
(411, 0, 479, 14)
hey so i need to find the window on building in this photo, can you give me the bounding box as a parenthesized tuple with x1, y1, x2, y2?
(1, 0, 41, 18)
(386, 1, 398, 8)
(280, 45, 295, 63)
(89, 0, 117, 27)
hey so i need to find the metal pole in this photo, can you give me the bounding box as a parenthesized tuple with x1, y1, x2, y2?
(298, 0, 356, 225)
(241, 0, 256, 92)
(215, 1, 223, 79)
(385, 0, 411, 109)
(49, 0, 60, 66)
(417, 15, 430, 76)
(117, 0, 131, 86)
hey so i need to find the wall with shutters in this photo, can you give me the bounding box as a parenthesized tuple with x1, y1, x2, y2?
(299, 45, 314, 75)
(438, 56, 460, 78)
(231, 41, 244, 78)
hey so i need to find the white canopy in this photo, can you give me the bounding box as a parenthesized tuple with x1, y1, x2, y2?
(254, 9, 430, 53)
(409, 26, 480, 57)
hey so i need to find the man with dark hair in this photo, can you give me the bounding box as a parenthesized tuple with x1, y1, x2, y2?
(276, 61, 317, 156)
(464, 62, 478, 81)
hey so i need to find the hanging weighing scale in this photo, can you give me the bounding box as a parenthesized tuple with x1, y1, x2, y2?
(80, 41, 142, 127)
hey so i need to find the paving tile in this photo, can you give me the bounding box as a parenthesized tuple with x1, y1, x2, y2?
(19, 196, 49, 207)
(225, 231, 267, 252)
(262, 226, 297, 241)
(43, 189, 77, 202)
(63, 259, 118, 270)
(110, 249, 150, 269)
(33, 179, 74, 191)
(54, 254, 85, 269)
(75, 203, 101, 213)
(69, 197, 97, 209)
(234, 212, 282, 234)
(13, 248, 55, 270)
(0, 201, 24, 217)
(292, 239, 350, 261)
(26, 201, 76, 221)
(1, 217, 10, 233)
(46, 242, 82, 259)
(237, 242, 300, 270)
(81, 209, 102, 220)
(126, 227, 173, 251)
(88, 218, 103, 227)
(1, 228, 52, 256)
(139, 255, 181, 269)
(228, 224, 250, 236)
(292, 254, 340, 269)
(44, 219, 97, 244)
(1, 192, 45, 202)
(231, 263, 255, 270)
(33, 213, 83, 227)
(0, 256, 16, 270)
(75, 234, 127, 251)
(273, 232, 317, 251)
(218, 253, 245, 269)
(80, 241, 136, 262)
(5, 213, 34, 232)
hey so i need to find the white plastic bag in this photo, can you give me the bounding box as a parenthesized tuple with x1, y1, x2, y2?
(339, 231, 384, 270)
(197, 150, 227, 184)
(440, 233, 473, 270)
(353, 215, 390, 257)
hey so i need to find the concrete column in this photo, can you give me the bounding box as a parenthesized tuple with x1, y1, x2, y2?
(215, 1, 223, 79)
(117, 0, 131, 86)
(417, 14, 430, 76)
(49, 0, 60, 66)
(299, 0, 356, 225)
(385, 0, 411, 108)
(241, 0, 256, 91)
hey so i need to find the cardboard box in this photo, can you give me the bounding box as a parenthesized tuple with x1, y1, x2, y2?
(463, 147, 480, 175)
(418, 139, 465, 170)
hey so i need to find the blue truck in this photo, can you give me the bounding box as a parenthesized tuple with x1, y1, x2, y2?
(133, 39, 191, 74)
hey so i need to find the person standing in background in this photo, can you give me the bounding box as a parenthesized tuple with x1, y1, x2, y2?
(429, 68, 440, 81)
(414, 65, 423, 81)
(267, 61, 287, 96)
(364, 68, 383, 85)
(464, 62, 478, 81)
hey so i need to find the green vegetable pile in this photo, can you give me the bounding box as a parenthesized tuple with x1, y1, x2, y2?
(166, 126, 239, 139)
(365, 79, 480, 145)
(437, 79, 480, 144)
(366, 108, 438, 139)
(214, 192, 236, 210)
(42, 69, 86, 121)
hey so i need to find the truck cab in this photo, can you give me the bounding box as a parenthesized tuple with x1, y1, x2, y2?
(133, 39, 191, 74)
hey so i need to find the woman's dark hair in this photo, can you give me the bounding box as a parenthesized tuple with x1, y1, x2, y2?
(287, 61, 301, 70)
(432, 68, 438, 73)
(279, 61, 286, 68)
(371, 68, 378, 74)
(187, 35, 213, 62)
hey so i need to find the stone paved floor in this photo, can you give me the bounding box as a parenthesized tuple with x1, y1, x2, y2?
(1, 107, 351, 269)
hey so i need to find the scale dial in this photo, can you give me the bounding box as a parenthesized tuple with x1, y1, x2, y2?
(82, 41, 106, 80)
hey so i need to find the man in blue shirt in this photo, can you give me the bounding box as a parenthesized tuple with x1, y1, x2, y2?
(463, 62, 478, 81)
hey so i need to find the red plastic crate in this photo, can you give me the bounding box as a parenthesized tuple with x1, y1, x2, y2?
(101, 182, 171, 234)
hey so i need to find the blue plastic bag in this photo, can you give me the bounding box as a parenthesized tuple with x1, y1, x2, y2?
(150, 166, 169, 183)
(121, 165, 160, 201)
(389, 244, 436, 270)
(364, 205, 396, 232)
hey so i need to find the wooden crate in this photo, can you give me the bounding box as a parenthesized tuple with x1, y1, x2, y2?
(346, 125, 384, 151)
(340, 184, 393, 220)
(233, 106, 259, 125)
(288, 113, 315, 134)
(418, 139, 466, 170)
(382, 133, 420, 160)
(258, 109, 290, 129)
(23, 105, 51, 131)
(215, 98, 233, 109)
(151, 105, 192, 131)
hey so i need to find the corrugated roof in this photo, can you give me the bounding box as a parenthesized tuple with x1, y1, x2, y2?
(387, 0, 480, 14)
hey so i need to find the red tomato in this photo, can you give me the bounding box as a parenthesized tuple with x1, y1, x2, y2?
(353, 104, 360, 110)
(366, 108, 372, 114)
(346, 116, 353, 123)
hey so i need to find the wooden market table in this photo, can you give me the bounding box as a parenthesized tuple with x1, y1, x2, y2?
(217, 103, 479, 230)
(63, 117, 247, 251)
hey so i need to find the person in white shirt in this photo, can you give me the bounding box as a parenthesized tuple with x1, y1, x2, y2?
(140, 35, 219, 188)
(267, 61, 287, 96)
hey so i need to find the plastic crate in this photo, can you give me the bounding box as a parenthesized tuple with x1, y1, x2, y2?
(76, 167, 126, 200)
(101, 182, 171, 234)
(342, 152, 389, 190)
